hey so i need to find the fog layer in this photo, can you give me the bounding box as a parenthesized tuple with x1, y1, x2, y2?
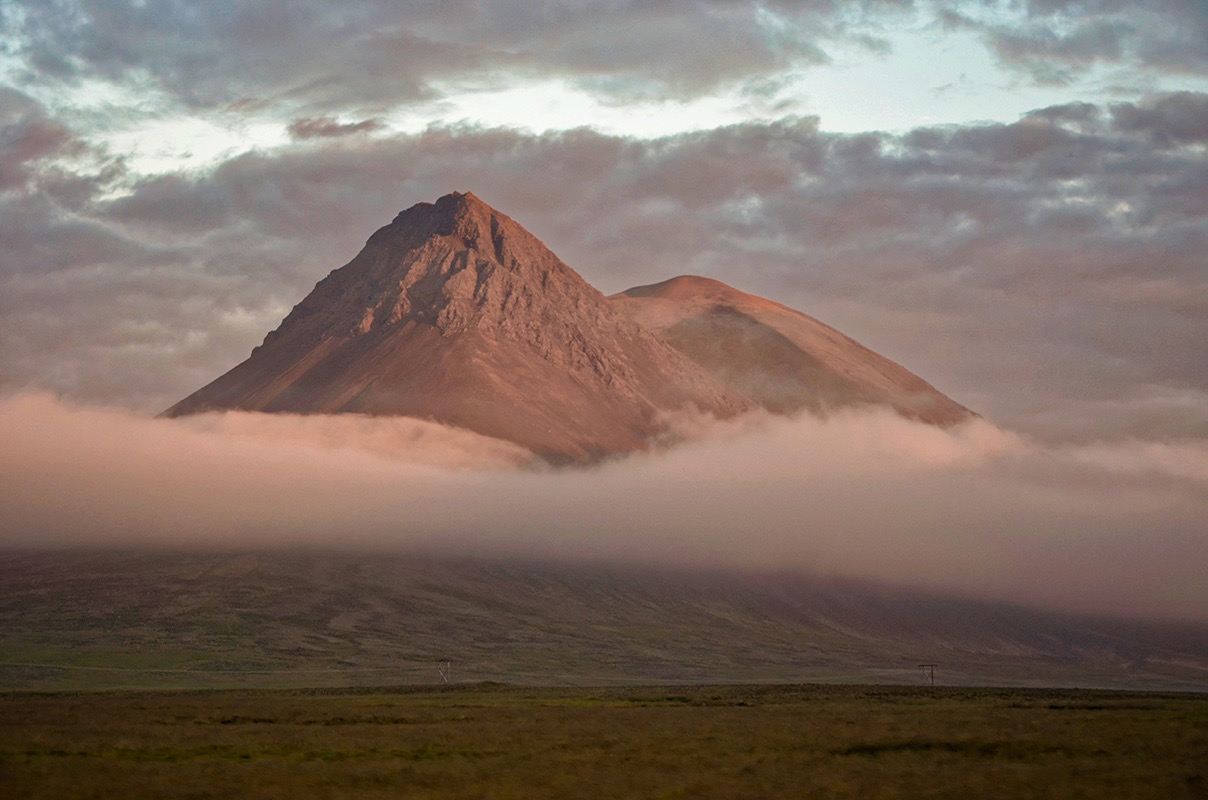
(2, 393, 1205, 621)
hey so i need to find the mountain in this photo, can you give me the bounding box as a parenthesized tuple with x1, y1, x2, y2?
(166, 191, 973, 459)
(611, 275, 973, 426)
(3, 551, 1205, 691)
(164, 192, 753, 462)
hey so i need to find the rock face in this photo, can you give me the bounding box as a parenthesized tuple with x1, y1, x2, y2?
(164, 192, 753, 462)
(610, 275, 973, 426)
(167, 192, 974, 460)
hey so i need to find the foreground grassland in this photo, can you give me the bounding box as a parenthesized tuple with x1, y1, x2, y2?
(2, 684, 1205, 799)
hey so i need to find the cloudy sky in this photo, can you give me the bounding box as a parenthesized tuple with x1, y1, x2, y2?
(2, 2, 1207, 619)
(1, 0, 1205, 438)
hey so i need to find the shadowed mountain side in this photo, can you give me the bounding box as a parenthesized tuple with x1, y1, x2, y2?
(165, 193, 752, 462)
(612, 276, 973, 425)
(3, 552, 1204, 692)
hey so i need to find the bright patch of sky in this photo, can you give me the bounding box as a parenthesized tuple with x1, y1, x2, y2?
(8, 11, 1205, 178)
(393, 22, 1206, 137)
(104, 116, 265, 173)
(388, 78, 757, 139)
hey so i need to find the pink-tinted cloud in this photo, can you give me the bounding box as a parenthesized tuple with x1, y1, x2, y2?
(287, 116, 383, 140)
(3, 394, 1205, 622)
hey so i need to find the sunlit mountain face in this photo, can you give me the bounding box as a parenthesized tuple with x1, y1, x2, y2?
(165, 191, 970, 462)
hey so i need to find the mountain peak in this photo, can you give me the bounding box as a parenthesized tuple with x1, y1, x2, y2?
(394, 189, 487, 218)
(272, 190, 593, 343)
(165, 192, 971, 460)
(612, 274, 974, 425)
(431, 190, 494, 234)
(374, 190, 512, 256)
(439, 189, 485, 208)
(622, 275, 758, 304)
(165, 192, 753, 461)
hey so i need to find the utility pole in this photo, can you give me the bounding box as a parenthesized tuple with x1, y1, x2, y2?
(918, 663, 937, 688)
(437, 660, 451, 684)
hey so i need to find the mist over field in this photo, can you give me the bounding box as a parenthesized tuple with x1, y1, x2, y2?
(3, 392, 1205, 622)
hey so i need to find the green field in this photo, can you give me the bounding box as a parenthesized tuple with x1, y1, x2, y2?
(3, 683, 1205, 799)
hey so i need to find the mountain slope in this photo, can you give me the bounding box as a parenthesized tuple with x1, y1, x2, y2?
(3, 551, 1204, 691)
(165, 193, 753, 462)
(611, 275, 973, 425)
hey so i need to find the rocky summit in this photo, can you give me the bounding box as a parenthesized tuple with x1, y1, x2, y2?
(167, 191, 972, 461)
(164, 192, 753, 462)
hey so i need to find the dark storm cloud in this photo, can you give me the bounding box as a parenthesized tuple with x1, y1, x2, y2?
(938, 0, 1208, 83)
(0, 0, 908, 116)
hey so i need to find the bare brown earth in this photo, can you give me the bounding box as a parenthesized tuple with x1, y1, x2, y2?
(165, 192, 752, 462)
(612, 275, 973, 425)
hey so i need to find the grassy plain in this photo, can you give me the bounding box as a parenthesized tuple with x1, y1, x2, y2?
(3, 683, 1206, 799)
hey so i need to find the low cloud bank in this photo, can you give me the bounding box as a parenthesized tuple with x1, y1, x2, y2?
(2, 393, 1205, 621)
